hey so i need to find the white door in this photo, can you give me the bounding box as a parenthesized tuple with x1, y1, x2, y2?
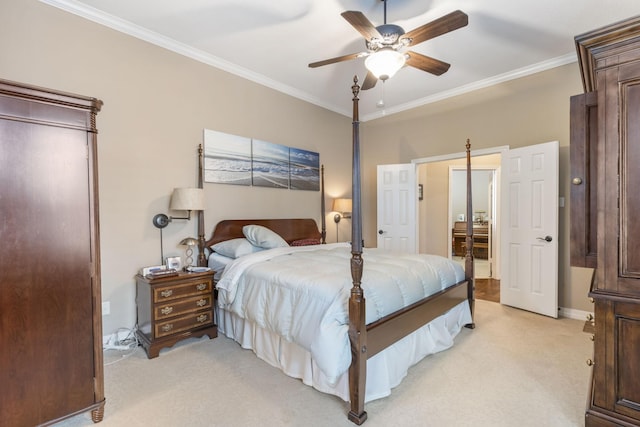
(501, 141, 559, 318)
(377, 164, 417, 252)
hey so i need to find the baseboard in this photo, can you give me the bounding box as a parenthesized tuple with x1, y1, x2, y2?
(559, 306, 592, 321)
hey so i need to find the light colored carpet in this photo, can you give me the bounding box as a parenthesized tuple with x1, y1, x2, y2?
(54, 300, 591, 427)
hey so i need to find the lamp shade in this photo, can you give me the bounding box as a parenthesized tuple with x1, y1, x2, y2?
(365, 48, 406, 81)
(179, 237, 198, 247)
(332, 198, 352, 214)
(170, 188, 204, 211)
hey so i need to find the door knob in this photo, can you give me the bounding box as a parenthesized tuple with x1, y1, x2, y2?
(378, 230, 384, 235)
(572, 177, 583, 185)
(537, 235, 552, 242)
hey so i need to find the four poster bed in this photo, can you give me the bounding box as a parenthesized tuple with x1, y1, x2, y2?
(196, 77, 476, 424)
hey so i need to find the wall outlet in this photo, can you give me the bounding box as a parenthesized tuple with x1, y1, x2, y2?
(102, 301, 110, 316)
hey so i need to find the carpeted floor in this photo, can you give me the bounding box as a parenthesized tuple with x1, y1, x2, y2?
(54, 300, 591, 427)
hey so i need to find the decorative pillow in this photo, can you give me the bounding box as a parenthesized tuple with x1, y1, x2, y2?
(211, 238, 263, 259)
(291, 238, 321, 246)
(242, 225, 289, 249)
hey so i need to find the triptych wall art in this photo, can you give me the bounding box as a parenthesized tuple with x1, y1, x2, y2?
(203, 129, 320, 191)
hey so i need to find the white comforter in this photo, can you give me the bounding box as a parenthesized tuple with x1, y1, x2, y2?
(216, 243, 465, 384)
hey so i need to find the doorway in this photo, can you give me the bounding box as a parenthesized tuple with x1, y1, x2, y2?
(414, 148, 505, 303)
(449, 167, 497, 277)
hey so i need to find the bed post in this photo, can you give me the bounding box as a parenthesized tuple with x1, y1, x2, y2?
(464, 139, 476, 328)
(321, 164, 327, 244)
(197, 144, 207, 267)
(348, 76, 367, 425)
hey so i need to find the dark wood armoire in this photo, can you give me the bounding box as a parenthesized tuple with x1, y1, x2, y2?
(572, 16, 640, 427)
(0, 79, 105, 425)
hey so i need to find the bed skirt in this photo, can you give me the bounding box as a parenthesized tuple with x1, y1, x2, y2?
(216, 300, 471, 402)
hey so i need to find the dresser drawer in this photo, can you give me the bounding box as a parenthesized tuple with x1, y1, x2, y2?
(154, 310, 214, 338)
(155, 294, 213, 320)
(153, 279, 211, 303)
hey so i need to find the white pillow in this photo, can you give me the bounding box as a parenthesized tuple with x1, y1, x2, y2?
(242, 225, 289, 249)
(211, 238, 263, 259)
(208, 252, 234, 280)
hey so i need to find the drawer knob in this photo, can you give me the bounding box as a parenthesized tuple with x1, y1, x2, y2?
(590, 335, 595, 341)
(196, 283, 207, 291)
(572, 177, 583, 185)
(160, 289, 173, 298)
(586, 359, 594, 367)
(161, 306, 173, 315)
(161, 324, 174, 332)
(586, 314, 594, 321)
(196, 298, 207, 307)
(196, 314, 208, 323)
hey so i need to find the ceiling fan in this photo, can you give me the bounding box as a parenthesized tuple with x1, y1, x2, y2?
(308, 1, 468, 90)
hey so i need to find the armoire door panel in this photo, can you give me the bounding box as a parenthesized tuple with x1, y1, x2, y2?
(1, 118, 95, 425)
(570, 92, 598, 268)
(620, 80, 640, 279)
(0, 79, 104, 426)
(613, 302, 640, 419)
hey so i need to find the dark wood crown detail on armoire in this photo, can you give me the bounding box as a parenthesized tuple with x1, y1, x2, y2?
(572, 16, 640, 427)
(0, 79, 105, 425)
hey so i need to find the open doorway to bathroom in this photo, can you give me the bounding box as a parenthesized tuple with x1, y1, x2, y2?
(416, 152, 501, 302)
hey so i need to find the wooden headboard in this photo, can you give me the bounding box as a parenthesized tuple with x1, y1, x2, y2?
(204, 218, 321, 247)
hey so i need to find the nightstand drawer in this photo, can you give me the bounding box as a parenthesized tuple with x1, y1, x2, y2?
(155, 294, 213, 320)
(153, 279, 211, 303)
(155, 310, 214, 338)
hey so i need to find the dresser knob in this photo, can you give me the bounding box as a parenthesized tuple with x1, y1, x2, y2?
(589, 297, 594, 303)
(572, 177, 583, 185)
(161, 306, 173, 315)
(160, 289, 173, 298)
(590, 335, 595, 341)
(586, 314, 594, 321)
(196, 283, 207, 291)
(586, 359, 594, 366)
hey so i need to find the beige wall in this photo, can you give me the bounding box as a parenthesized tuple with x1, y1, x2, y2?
(0, 0, 352, 335)
(361, 64, 592, 312)
(1, 1, 593, 337)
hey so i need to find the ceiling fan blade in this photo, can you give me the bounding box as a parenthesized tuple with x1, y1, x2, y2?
(361, 71, 378, 90)
(341, 11, 382, 40)
(308, 52, 368, 68)
(402, 10, 468, 46)
(405, 51, 451, 76)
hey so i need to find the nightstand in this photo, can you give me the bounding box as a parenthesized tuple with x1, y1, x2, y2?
(135, 270, 217, 358)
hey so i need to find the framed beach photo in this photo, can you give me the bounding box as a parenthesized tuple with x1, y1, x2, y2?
(203, 129, 252, 185)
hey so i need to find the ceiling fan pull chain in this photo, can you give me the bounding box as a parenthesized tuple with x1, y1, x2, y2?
(383, 0, 387, 25)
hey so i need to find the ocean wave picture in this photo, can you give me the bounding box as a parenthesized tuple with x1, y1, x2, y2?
(290, 147, 319, 191)
(251, 139, 290, 189)
(204, 129, 319, 191)
(203, 129, 251, 185)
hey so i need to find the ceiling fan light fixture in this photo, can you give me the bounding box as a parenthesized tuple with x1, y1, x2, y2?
(365, 48, 406, 81)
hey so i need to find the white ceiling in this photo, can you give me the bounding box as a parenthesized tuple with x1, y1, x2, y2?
(43, 0, 640, 121)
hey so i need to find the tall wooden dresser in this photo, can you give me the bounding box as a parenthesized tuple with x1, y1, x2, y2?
(572, 17, 640, 427)
(0, 80, 105, 425)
